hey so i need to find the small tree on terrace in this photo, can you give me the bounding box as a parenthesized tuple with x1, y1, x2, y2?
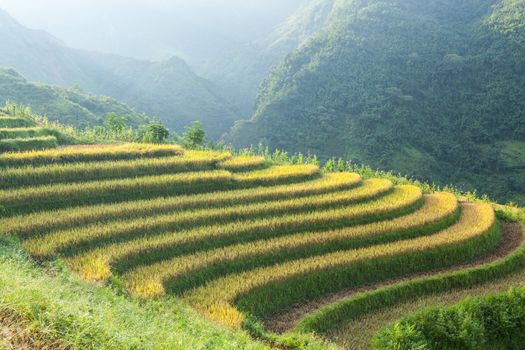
(105, 112, 128, 134)
(182, 121, 205, 149)
(136, 121, 170, 144)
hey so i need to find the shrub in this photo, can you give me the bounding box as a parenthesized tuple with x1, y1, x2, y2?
(374, 287, 525, 350)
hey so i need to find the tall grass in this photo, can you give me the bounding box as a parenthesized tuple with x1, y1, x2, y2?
(219, 156, 267, 172)
(124, 193, 458, 298)
(0, 151, 227, 189)
(232, 165, 320, 185)
(0, 117, 34, 128)
(0, 170, 233, 216)
(0, 127, 72, 144)
(1, 173, 361, 237)
(62, 185, 422, 281)
(183, 203, 497, 328)
(0, 143, 184, 168)
(0, 136, 58, 153)
(0, 237, 273, 350)
(23, 179, 393, 258)
(373, 286, 525, 350)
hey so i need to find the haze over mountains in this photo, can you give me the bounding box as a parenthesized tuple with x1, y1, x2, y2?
(0, 0, 524, 204)
(0, 0, 306, 63)
(0, 7, 242, 139)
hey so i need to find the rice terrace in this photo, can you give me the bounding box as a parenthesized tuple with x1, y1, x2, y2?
(0, 106, 524, 350)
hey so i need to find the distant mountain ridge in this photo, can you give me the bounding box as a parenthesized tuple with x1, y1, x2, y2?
(198, 0, 337, 116)
(0, 8, 239, 139)
(229, 0, 525, 204)
(0, 67, 148, 128)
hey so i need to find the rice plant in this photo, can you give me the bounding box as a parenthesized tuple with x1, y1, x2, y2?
(0, 170, 233, 216)
(219, 156, 266, 172)
(22, 179, 392, 258)
(1, 172, 361, 237)
(232, 164, 320, 185)
(61, 185, 422, 281)
(0, 143, 184, 167)
(0, 151, 227, 189)
(124, 192, 458, 298)
(183, 203, 496, 328)
(0, 136, 58, 152)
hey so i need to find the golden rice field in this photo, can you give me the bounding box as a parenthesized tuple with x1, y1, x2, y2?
(1, 143, 521, 350)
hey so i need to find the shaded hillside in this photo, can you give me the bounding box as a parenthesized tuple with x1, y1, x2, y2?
(0, 68, 147, 128)
(199, 0, 336, 115)
(230, 0, 525, 204)
(0, 8, 239, 139)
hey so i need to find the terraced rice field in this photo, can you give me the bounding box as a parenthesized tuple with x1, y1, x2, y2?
(1, 143, 521, 349)
(0, 113, 70, 152)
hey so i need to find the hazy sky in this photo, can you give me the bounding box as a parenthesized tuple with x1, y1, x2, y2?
(0, 0, 305, 63)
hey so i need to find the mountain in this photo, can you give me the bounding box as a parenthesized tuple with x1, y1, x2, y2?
(198, 0, 336, 116)
(229, 0, 525, 205)
(0, 1, 306, 63)
(0, 67, 147, 128)
(0, 8, 239, 139)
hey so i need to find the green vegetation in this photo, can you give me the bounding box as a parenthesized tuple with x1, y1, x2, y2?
(182, 121, 206, 149)
(2, 141, 521, 350)
(0, 237, 270, 350)
(374, 286, 525, 350)
(230, 0, 525, 206)
(0, 104, 76, 153)
(0, 68, 149, 129)
(0, 127, 71, 143)
(0, 136, 58, 152)
(135, 121, 170, 144)
(0, 10, 241, 139)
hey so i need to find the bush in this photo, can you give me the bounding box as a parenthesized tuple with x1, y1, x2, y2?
(183, 121, 206, 149)
(374, 287, 525, 350)
(136, 121, 170, 143)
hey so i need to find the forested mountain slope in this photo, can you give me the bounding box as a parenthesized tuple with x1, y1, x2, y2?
(0, 8, 239, 139)
(199, 0, 337, 115)
(0, 68, 147, 128)
(230, 0, 525, 204)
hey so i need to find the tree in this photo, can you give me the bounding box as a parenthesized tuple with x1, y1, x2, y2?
(136, 121, 170, 144)
(105, 112, 128, 134)
(182, 121, 205, 149)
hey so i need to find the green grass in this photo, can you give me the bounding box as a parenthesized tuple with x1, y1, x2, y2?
(0, 136, 58, 152)
(374, 285, 525, 350)
(0, 127, 72, 143)
(0, 237, 272, 350)
(0, 117, 34, 128)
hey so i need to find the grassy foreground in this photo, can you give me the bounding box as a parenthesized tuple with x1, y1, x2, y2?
(0, 236, 271, 350)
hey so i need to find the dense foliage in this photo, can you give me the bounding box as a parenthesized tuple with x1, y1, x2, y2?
(374, 286, 525, 350)
(0, 68, 148, 128)
(230, 0, 525, 205)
